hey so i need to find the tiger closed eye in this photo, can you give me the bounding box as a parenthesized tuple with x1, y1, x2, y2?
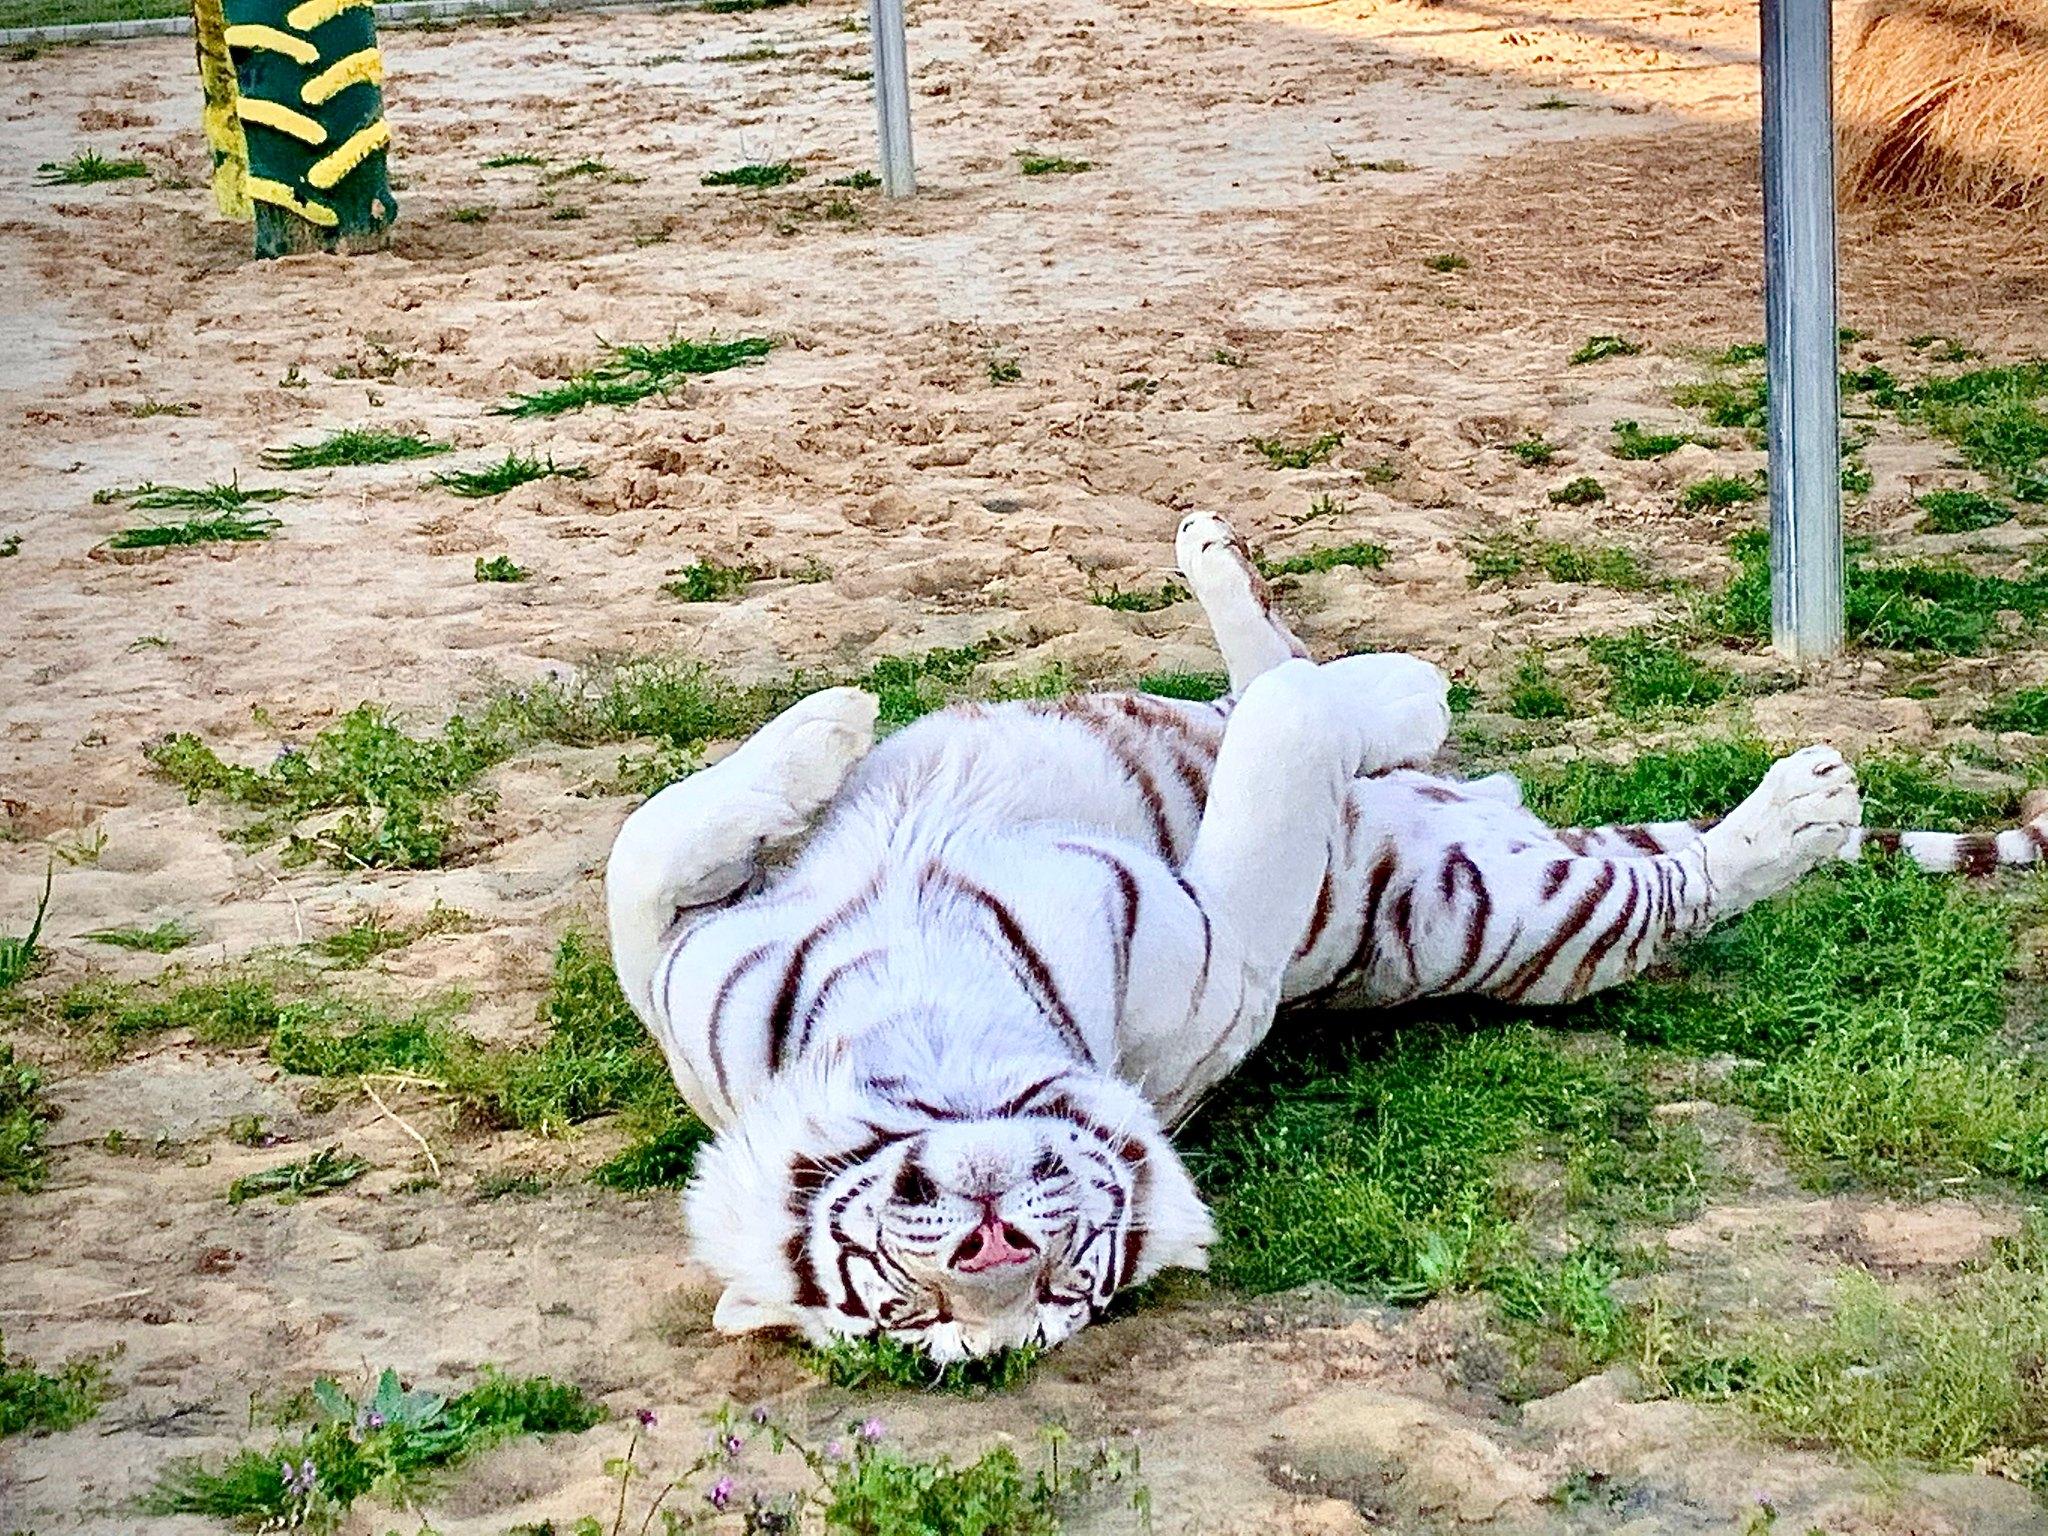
(893, 1163, 939, 1205)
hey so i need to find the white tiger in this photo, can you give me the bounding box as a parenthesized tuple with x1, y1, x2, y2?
(606, 513, 2039, 1361)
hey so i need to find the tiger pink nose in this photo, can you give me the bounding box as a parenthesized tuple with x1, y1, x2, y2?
(952, 1218, 1038, 1273)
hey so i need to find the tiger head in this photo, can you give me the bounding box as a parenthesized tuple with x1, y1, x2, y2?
(685, 1058, 1211, 1361)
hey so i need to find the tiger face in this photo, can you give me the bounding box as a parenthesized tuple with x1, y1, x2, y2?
(688, 1071, 1212, 1361)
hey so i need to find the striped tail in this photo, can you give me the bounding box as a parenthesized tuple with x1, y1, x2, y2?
(1843, 789, 2048, 874)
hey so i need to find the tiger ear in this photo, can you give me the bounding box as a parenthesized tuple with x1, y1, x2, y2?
(712, 1287, 798, 1336)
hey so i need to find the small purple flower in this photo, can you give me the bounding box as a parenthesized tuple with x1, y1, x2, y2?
(706, 1475, 736, 1510)
(635, 1408, 659, 1428)
(824, 1440, 847, 1462)
(723, 1431, 745, 1458)
(857, 1417, 885, 1444)
(749, 1403, 770, 1425)
(280, 1458, 319, 1497)
(363, 1411, 386, 1430)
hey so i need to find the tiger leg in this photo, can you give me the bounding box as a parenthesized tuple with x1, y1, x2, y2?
(1175, 511, 1308, 692)
(1180, 657, 1450, 1024)
(606, 686, 879, 1024)
(1465, 746, 1860, 1004)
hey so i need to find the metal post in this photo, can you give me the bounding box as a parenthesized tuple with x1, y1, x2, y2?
(869, 0, 915, 197)
(1760, 0, 1843, 660)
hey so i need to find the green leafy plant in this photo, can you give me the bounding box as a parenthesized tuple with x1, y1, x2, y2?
(226, 1146, 371, 1205)
(986, 353, 1023, 384)
(1138, 670, 1230, 703)
(1422, 252, 1467, 273)
(1017, 151, 1093, 175)
(498, 334, 777, 417)
(107, 510, 283, 549)
(432, 451, 588, 498)
(1257, 542, 1389, 578)
(0, 1044, 53, 1193)
(1916, 488, 2012, 534)
(1090, 581, 1187, 613)
(475, 555, 531, 583)
(802, 1334, 1044, 1393)
(0, 867, 52, 994)
(82, 919, 198, 953)
(1679, 474, 1763, 511)
(701, 161, 806, 188)
(1508, 436, 1558, 466)
(0, 1330, 108, 1438)
(146, 1367, 602, 1526)
(36, 149, 147, 185)
(261, 428, 453, 471)
(664, 559, 757, 602)
(1610, 420, 1696, 460)
(95, 476, 291, 512)
(1505, 655, 1571, 720)
(1547, 476, 1605, 506)
(1247, 431, 1342, 469)
(1569, 335, 1641, 365)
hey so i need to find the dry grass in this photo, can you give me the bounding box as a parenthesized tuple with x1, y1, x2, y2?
(1838, 0, 2048, 210)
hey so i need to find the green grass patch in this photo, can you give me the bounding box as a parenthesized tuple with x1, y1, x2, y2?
(1548, 476, 1606, 506)
(1585, 632, 1730, 718)
(1508, 436, 1558, 466)
(1247, 431, 1342, 469)
(149, 704, 506, 871)
(449, 205, 492, 224)
(1673, 370, 1767, 433)
(146, 1367, 601, 1526)
(1017, 152, 1092, 175)
(497, 333, 776, 417)
(1904, 362, 2048, 498)
(1186, 1021, 1682, 1301)
(1916, 488, 2013, 534)
(1, 869, 52, 994)
(828, 169, 881, 189)
(701, 161, 805, 188)
(483, 152, 546, 168)
(663, 558, 756, 602)
(1645, 1222, 2048, 1471)
(1569, 335, 1641, 366)
(95, 477, 291, 513)
(261, 428, 452, 471)
(1138, 670, 1230, 703)
(801, 1334, 1043, 1393)
(1678, 473, 1762, 511)
(36, 149, 147, 186)
(226, 1146, 370, 1206)
(1422, 252, 1467, 273)
(1978, 687, 2048, 734)
(1610, 420, 1699, 460)
(1091, 581, 1187, 613)
(0, 1330, 108, 1439)
(1257, 542, 1389, 578)
(986, 352, 1023, 385)
(317, 906, 471, 968)
(1704, 528, 2048, 654)
(1467, 530, 1649, 590)
(82, 919, 198, 953)
(107, 509, 283, 549)
(0, 1044, 53, 1193)
(431, 451, 588, 499)
(1505, 655, 1571, 721)
(474, 555, 530, 583)
(589, 1110, 709, 1191)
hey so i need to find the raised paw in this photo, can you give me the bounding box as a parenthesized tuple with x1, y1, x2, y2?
(741, 686, 880, 820)
(1708, 744, 1861, 899)
(1316, 652, 1451, 772)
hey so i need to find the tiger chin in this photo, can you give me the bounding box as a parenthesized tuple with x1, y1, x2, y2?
(609, 512, 2047, 1360)
(683, 1048, 1212, 1361)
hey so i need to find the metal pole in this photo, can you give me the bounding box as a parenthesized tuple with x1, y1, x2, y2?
(869, 0, 915, 197)
(1760, 0, 1843, 660)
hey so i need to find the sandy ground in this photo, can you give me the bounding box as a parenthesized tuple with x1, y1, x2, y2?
(5, 0, 2048, 1530)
